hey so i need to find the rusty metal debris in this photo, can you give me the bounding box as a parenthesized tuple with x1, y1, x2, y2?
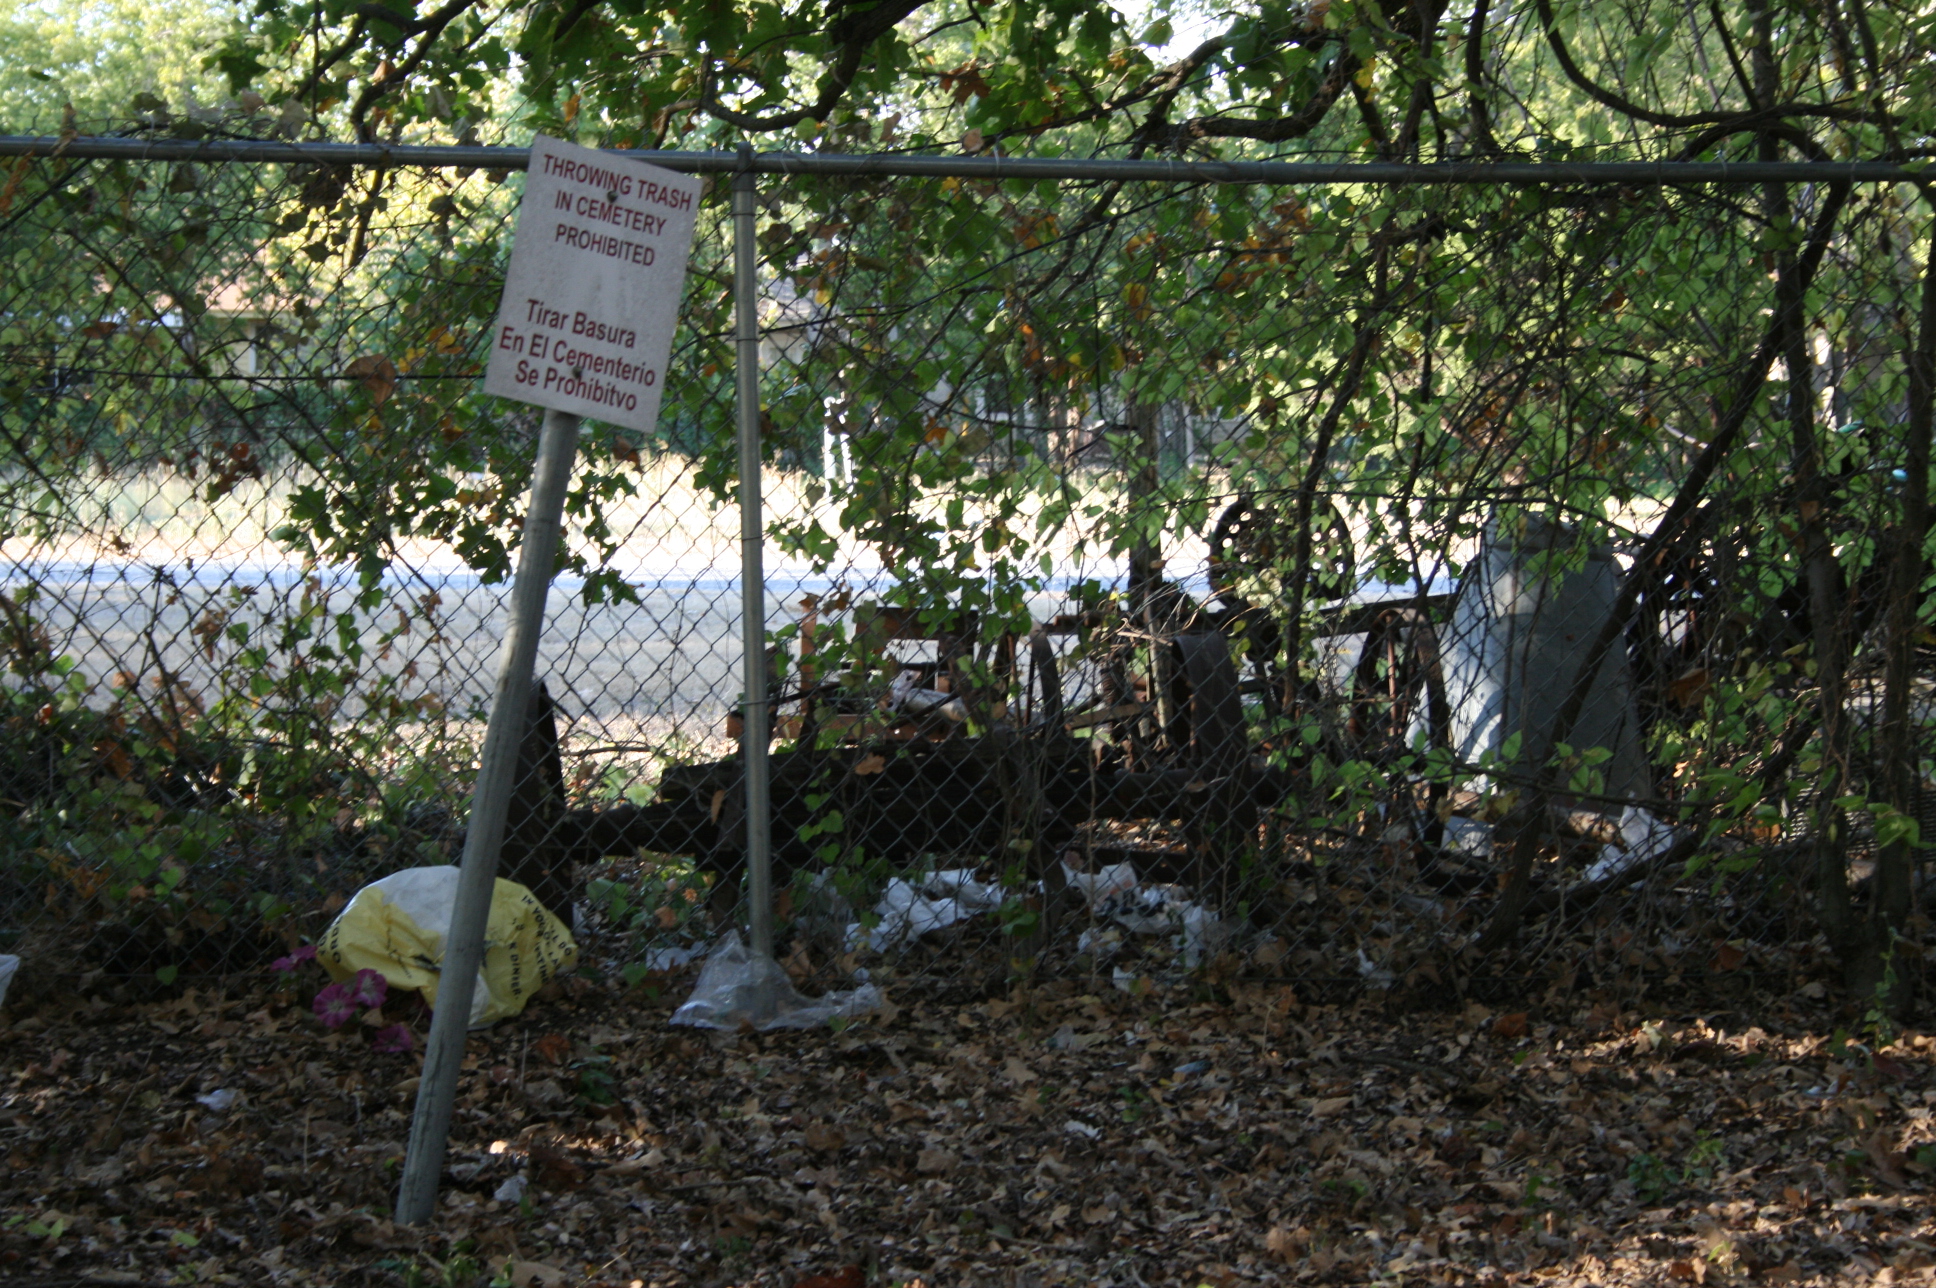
(500, 497, 1720, 952)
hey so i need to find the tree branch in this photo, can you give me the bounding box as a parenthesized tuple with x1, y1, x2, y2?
(1534, 0, 1884, 129)
(1190, 52, 1362, 142)
(1473, 178, 1854, 954)
(293, 15, 370, 106)
(350, 0, 488, 140)
(698, 0, 929, 130)
(353, 4, 430, 38)
(1873, 202, 1936, 950)
(1675, 114, 1834, 162)
(1704, 0, 1757, 105)
(1127, 36, 1227, 159)
(549, 0, 606, 46)
(1351, 77, 1392, 154)
(1464, 0, 1500, 153)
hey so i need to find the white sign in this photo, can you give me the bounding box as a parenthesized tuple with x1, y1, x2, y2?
(483, 134, 702, 434)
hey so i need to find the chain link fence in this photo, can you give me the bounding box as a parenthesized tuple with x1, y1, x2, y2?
(1, 127, 1931, 1015)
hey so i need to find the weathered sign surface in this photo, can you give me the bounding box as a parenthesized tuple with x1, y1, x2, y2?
(482, 134, 701, 433)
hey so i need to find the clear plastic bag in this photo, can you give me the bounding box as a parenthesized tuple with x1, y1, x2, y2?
(670, 932, 880, 1031)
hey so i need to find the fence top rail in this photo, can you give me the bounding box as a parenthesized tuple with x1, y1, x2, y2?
(0, 134, 1927, 186)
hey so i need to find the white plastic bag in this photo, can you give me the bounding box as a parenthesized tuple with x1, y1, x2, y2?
(1442, 815, 1494, 858)
(1585, 805, 1679, 883)
(846, 869, 1003, 952)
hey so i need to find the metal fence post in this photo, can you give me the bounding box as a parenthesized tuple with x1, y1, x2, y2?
(396, 406, 582, 1225)
(733, 147, 774, 960)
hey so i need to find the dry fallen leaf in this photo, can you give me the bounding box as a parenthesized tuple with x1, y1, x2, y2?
(528, 1141, 585, 1189)
(1863, 1128, 1909, 1188)
(792, 1268, 864, 1288)
(916, 1146, 958, 1174)
(1668, 666, 1711, 707)
(0, 916, 1914, 1288)
(1265, 1225, 1304, 1262)
(343, 354, 398, 405)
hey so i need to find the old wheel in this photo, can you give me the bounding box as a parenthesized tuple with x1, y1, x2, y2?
(1208, 494, 1356, 612)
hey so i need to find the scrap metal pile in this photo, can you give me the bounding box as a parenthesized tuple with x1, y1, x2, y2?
(492, 495, 1836, 966)
(484, 499, 1427, 925)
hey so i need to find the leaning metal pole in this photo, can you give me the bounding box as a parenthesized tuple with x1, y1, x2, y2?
(733, 151, 775, 959)
(396, 407, 582, 1225)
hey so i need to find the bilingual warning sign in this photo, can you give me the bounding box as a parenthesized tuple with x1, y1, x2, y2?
(482, 134, 701, 433)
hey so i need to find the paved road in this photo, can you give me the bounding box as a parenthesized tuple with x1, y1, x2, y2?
(0, 550, 1137, 786)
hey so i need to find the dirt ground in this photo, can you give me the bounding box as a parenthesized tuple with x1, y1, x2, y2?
(4, 955, 1936, 1288)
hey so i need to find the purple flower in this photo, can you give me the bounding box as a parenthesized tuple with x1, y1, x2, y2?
(312, 982, 356, 1028)
(347, 969, 389, 1009)
(371, 1023, 415, 1054)
(270, 944, 318, 974)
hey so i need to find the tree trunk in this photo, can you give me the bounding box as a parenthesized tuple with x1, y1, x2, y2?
(1872, 217, 1936, 1000)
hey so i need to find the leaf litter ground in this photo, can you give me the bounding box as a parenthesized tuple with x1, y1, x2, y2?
(6, 960, 1936, 1287)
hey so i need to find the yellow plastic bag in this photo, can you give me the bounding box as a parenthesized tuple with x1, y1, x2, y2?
(317, 866, 577, 1027)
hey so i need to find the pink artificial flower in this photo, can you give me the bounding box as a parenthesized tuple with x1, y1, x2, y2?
(347, 969, 388, 1009)
(312, 982, 356, 1028)
(270, 944, 319, 974)
(371, 1023, 415, 1053)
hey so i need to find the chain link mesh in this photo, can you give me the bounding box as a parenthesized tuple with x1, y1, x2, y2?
(1, 137, 1930, 1013)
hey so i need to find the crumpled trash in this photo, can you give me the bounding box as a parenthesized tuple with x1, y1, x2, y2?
(888, 668, 966, 722)
(641, 944, 705, 972)
(195, 1088, 239, 1112)
(670, 931, 881, 1031)
(1174, 902, 1231, 968)
(0, 954, 19, 1008)
(1065, 858, 1228, 968)
(846, 869, 1004, 952)
(318, 866, 578, 1028)
(1584, 804, 1679, 883)
(494, 1173, 529, 1203)
(1099, 883, 1199, 936)
(1078, 925, 1126, 960)
(1064, 861, 1137, 906)
(1442, 815, 1494, 858)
